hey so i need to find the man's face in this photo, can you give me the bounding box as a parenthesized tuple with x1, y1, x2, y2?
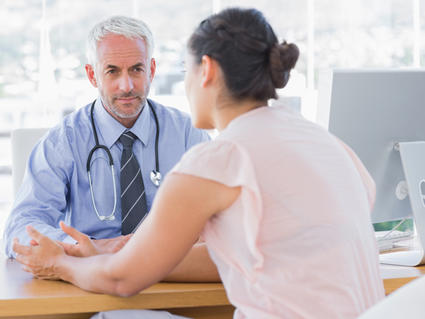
(86, 34, 156, 123)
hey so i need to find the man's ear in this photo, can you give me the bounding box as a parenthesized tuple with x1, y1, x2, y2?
(149, 58, 156, 81)
(85, 64, 98, 88)
(200, 55, 217, 88)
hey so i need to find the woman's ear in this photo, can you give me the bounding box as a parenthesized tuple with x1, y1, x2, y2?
(200, 55, 218, 88)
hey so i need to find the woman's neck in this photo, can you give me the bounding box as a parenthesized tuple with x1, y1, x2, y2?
(214, 99, 267, 131)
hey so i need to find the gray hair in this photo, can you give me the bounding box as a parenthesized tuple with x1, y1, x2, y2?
(86, 15, 154, 68)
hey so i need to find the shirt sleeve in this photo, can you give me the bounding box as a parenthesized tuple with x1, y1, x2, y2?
(184, 121, 211, 151)
(171, 139, 264, 281)
(3, 126, 75, 257)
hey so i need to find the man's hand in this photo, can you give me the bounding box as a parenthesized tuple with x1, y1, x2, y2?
(13, 225, 65, 280)
(57, 222, 99, 257)
(57, 222, 132, 257)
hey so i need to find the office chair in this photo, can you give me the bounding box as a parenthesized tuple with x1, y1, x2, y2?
(358, 275, 425, 319)
(11, 128, 48, 196)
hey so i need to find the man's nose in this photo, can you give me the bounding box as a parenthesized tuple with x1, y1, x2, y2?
(118, 74, 134, 92)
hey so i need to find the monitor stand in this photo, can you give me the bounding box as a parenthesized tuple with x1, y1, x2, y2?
(379, 142, 425, 266)
(379, 249, 425, 266)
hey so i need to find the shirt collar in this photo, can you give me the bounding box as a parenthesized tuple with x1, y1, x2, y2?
(93, 98, 152, 149)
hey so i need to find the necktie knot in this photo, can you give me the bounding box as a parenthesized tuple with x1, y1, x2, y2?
(119, 131, 137, 149)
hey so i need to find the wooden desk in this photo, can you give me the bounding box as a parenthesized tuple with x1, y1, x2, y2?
(2, 256, 423, 319)
(381, 263, 425, 295)
(0, 258, 234, 319)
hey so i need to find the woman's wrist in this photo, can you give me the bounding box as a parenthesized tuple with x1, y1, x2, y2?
(54, 254, 75, 283)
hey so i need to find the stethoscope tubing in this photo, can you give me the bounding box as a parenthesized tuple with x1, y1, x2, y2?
(86, 99, 160, 221)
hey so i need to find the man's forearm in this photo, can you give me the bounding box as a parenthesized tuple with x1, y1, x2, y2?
(163, 243, 221, 282)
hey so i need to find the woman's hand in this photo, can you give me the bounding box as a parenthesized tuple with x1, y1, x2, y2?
(27, 222, 131, 258)
(89, 235, 132, 255)
(13, 225, 66, 280)
(58, 222, 132, 257)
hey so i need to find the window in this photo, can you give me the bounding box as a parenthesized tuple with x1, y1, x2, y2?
(0, 0, 423, 232)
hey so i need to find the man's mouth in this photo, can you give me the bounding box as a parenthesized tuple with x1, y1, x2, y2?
(115, 96, 140, 103)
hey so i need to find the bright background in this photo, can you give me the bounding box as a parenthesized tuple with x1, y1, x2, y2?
(0, 0, 423, 232)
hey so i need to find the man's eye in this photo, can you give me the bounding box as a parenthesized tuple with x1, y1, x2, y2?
(106, 69, 116, 74)
(133, 67, 144, 72)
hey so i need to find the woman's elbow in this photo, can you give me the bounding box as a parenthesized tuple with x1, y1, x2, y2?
(113, 280, 141, 297)
(103, 259, 143, 297)
(105, 270, 145, 297)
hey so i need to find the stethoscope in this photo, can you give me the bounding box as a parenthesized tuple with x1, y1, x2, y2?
(86, 99, 161, 221)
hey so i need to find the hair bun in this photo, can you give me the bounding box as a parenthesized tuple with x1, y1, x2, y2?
(269, 41, 299, 88)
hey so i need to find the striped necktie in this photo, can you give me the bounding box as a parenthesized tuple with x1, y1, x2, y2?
(119, 131, 148, 235)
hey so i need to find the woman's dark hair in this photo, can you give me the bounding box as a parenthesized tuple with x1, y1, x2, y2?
(188, 7, 299, 101)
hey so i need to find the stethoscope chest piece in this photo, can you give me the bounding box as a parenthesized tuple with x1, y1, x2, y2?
(150, 170, 161, 187)
(98, 214, 115, 221)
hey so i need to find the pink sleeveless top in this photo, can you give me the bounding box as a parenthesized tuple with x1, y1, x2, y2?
(171, 106, 384, 318)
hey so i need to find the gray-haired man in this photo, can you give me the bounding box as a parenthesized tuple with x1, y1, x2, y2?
(4, 16, 209, 257)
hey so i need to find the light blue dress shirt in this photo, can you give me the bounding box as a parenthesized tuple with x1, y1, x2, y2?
(4, 98, 209, 257)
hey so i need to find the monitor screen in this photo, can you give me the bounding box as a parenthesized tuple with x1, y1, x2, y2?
(317, 69, 425, 223)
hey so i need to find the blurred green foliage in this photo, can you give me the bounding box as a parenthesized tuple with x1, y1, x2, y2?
(373, 218, 414, 232)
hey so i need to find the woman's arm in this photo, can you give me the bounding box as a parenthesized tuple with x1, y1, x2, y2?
(163, 242, 220, 282)
(14, 173, 239, 296)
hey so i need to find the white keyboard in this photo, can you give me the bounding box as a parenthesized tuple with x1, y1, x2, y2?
(375, 230, 414, 252)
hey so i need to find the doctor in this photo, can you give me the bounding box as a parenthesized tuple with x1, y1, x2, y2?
(3, 15, 209, 257)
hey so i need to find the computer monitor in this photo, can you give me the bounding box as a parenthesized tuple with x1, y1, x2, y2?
(317, 69, 425, 224)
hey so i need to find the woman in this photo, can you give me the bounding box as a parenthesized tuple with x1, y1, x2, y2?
(13, 7, 384, 318)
